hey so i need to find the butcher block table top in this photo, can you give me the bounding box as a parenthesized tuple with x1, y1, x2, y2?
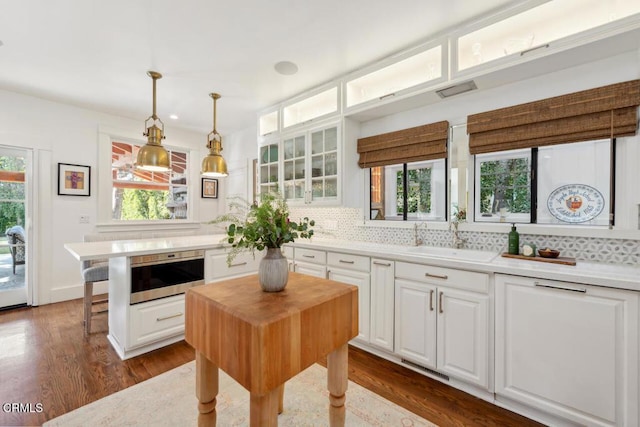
(185, 272, 359, 426)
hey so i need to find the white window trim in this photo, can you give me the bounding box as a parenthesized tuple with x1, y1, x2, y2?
(97, 127, 200, 231)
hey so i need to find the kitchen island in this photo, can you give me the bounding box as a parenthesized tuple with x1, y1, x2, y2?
(65, 234, 227, 359)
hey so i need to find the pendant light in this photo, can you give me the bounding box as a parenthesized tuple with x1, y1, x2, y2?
(201, 92, 228, 177)
(136, 71, 171, 172)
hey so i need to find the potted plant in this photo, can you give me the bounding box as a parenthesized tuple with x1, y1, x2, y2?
(211, 192, 315, 292)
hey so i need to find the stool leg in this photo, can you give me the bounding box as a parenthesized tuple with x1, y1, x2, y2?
(84, 281, 93, 335)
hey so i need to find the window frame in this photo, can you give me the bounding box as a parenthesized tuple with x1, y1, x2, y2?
(369, 158, 447, 222)
(97, 129, 200, 229)
(472, 139, 615, 226)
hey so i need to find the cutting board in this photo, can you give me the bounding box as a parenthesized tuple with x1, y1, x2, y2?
(501, 253, 576, 266)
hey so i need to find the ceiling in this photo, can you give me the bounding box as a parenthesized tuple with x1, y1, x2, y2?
(0, 0, 516, 136)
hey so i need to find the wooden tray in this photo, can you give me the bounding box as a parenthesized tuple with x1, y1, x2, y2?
(501, 253, 576, 266)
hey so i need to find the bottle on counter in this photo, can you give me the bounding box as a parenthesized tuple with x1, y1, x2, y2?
(508, 223, 520, 255)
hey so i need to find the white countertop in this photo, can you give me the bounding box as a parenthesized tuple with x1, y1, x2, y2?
(64, 235, 640, 292)
(289, 238, 640, 292)
(64, 234, 228, 261)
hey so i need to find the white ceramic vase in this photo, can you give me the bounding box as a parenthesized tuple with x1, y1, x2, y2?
(258, 247, 289, 292)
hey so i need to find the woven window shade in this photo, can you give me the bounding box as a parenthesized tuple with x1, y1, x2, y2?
(357, 121, 449, 168)
(467, 79, 640, 155)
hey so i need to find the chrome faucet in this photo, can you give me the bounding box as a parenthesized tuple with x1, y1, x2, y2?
(413, 222, 427, 246)
(451, 222, 467, 249)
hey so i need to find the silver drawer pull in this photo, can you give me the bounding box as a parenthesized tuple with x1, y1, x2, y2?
(339, 259, 355, 264)
(521, 43, 550, 56)
(229, 261, 247, 267)
(379, 92, 396, 100)
(303, 254, 315, 258)
(157, 312, 183, 322)
(373, 261, 391, 266)
(425, 273, 448, 280)
(534, 282, 586, 293)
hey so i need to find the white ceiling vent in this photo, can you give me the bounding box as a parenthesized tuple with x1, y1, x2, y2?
(436, 80, 477, 98)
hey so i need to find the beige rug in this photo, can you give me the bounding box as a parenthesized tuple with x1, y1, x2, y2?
(44, 362, 436, 426)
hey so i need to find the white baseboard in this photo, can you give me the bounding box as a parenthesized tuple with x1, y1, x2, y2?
(49, 281, 109, 304)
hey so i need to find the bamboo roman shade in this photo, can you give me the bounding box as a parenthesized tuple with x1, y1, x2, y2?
(467, 79, 640, 155)
(357, 120, 449, 168)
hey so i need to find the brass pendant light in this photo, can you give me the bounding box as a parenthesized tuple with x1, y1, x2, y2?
(201, 92, 228, 177)
(136, 71, 171, 172)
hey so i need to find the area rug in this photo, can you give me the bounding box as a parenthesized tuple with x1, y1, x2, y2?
(44, 362, 436, 426)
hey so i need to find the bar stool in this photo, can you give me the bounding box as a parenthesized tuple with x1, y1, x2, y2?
(82, 260, 109, 335)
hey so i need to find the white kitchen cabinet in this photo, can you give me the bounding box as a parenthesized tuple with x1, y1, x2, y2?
(344, 41, 445, 111)
(258, 140, 279, 195)
(128, 294, 185, 348)
(205, 248, 262, 283)
(453, 1, 640, 76)
(281, 121, 340, 205)
(370, 259, 395, 352)
(327, 251, 371, 344)
(292, 247, 327, 278)
(495, 274, 639, 427)
(395, 261, 489, 388)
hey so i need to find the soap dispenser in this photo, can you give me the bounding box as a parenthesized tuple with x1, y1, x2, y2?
(508, 223, 520, 255)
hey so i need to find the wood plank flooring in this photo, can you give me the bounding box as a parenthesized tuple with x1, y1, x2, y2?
(0, 299, 543, 426)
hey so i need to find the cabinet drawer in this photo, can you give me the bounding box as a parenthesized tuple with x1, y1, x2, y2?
(207, 250, 261, 281)
(396, 261, 488, 293)
(327, 252, 369, 272)
(129, 294, 185, 348)
(294, 247, 326, 265)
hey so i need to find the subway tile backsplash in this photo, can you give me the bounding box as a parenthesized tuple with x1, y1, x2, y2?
(289, 206, 640, 267)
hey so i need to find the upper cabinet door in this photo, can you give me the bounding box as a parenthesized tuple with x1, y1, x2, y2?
(344, 41, 447, 112)
(282, 85, 340, 130)
(258, 110, 279, 137)
(453, 0, 640, 77)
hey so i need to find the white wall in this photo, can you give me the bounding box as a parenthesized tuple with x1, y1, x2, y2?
(0, 89, 216, 305)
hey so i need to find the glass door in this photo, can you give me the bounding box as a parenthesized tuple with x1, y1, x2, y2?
(0, 147, 28, 309)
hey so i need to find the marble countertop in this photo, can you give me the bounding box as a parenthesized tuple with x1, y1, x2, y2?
(289, 238, 640, 292)
(64, 235, 640, 292)
(64, 234, 228, 261)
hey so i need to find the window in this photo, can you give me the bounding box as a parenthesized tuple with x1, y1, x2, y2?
(111, 141, 189, 221)
(474, 140, 611, 225)
(475, 149, 531, 222)
(370, 159, 446, 221)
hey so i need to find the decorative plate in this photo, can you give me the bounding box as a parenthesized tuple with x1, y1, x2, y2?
(547, 184, 604, 223)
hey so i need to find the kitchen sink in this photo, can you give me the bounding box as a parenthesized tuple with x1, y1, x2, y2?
(404, 246, 498, 262)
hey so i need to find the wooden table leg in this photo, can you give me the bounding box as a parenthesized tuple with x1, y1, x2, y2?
(277, 384, 285, 414)
(250, 387, 279, 427)
(196, 351, 218, 427)
(327, 343, 348, 427)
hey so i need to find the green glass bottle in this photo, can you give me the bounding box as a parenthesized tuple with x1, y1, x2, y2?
(508, 223, 519, 255)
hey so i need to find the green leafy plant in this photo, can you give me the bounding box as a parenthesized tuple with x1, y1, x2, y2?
(210, 192, 315, 265)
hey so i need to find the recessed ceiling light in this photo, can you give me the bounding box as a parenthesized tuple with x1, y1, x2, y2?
(274, 61, 298, 75)
(169, 114, 179, 120)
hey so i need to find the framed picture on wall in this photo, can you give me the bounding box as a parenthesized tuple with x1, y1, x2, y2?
(202, 178, 218, 199)
(57, 163, 91, 196)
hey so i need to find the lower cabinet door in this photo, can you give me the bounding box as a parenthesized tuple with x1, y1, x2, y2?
(294, 261, 326, 278)
(437, 288, 488, 388)
(128, 294, 185, 348)
(370, 259, 395, 352)
(328, 267, 370, 343)
(394, 279, 437, 369)
(495, 274, 639, 426)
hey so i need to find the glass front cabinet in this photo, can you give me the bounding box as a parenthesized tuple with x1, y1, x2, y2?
(259, 121, 340, 205)
(282, 122, 340, 205)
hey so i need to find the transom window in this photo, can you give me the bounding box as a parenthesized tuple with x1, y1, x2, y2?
(111, 141, 189, 221)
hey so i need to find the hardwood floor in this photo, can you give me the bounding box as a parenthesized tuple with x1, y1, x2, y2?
(0, 299, 543, 426)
